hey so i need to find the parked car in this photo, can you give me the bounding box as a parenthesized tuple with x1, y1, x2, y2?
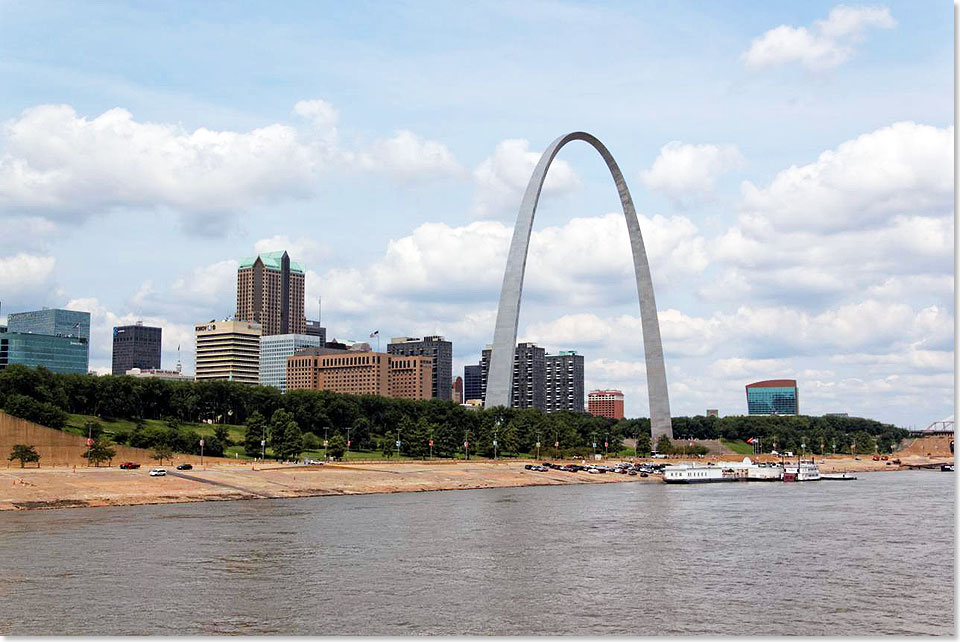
(524, 464, 534, 470)
(119, 462, 140, 470)
(149, 468, 166, 477)
(651, 453, 668, 459)
(176, 463, 193, 470)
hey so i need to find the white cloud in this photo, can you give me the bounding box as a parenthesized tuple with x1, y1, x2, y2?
(169, 259, 238, 313)
(741, 122, 952, 232)
(0, 102, 460, 226)
(639, 141, 744, 201)
(0, 253, 56, 292)
(253, 234, 328, 265)
(63, 296, 195, 373)
(348, 130, 464, 179)
(472, 138, 580, 218)
(742, 5, 896, 71)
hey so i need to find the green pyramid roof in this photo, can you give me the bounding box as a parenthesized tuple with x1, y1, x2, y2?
(238, 250, 305, 274)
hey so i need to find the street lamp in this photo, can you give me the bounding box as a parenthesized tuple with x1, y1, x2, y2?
(347, 427, 351, 456)
(536, 431, 541, 461)
(324, 427, 330, 461)
(396, 427, 401, 459)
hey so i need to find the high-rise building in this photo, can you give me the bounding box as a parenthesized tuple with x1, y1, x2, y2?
(746, 380, 799, 415)
(588, 390, 625, 420)
(464, 364, 482, 403)
(0, 333, 89, 374)
(451, 376, 463, 404)
(259, 333, 323, 391)
(387, 336, 452, 400)
(112, 322, 161, 375)
(236, 250, 306, 336)
(545, 350, 584, 413)
(305, 319, 326, 344)
(7, 308, 90, 341)
(194, 320, 262, 384)
(125, 368, 191, 381)
(286, 347, 432, 400)
(481, 343, 545, 410)
(2, 308, 90, 373)
(706, 409, 719, 417)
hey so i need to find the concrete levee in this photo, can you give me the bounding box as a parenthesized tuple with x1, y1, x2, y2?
(0, 411, 235, 467)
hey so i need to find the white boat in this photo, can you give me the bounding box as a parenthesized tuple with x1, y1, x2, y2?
(821, 472, 857, 480)
(747, 462, 784, 481)
(783, 461, 820, 482)
(663, 457, 779, 483)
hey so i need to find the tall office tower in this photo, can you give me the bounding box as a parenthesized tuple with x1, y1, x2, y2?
(387, 336, 452, 400)
(480, 343, 545, 410)
(451, 376, 464, 404)
(464, 364, 482, 403)
(112, 322, 162, 375)
(194, 320, 262, 384)
(305, 319, 327, 344)
(746, 379, 799, 415)
(544, 350, 584, 413)
(259, 333, 323, 392)
(236, 250, 306, 336)
(588, 390, 625, 420)
(3, 308, 91, 373)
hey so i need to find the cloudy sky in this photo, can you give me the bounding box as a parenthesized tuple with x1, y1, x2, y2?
(0, 1, 952, 427)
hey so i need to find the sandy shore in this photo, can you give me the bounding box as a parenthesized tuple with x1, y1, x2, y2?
(0, 454, 952, 511)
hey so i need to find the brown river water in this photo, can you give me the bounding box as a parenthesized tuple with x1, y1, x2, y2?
(0, 470, 953, 635)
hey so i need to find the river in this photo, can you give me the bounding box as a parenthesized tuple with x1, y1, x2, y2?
(0, 470, 953, 635)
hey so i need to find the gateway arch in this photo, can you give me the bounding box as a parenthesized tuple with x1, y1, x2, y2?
(485, 132, 673, 441)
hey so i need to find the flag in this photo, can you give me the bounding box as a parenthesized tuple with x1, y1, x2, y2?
(73, 322, 81, 329)
(369, 330, 379, 338)
(746, 437, 756, 444)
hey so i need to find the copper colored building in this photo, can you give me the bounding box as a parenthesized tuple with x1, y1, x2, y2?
(588, 389, 625, 420)
(286, 348, 432, 400)
(451, 376, 464, 404)
(236, 250, 306, 336)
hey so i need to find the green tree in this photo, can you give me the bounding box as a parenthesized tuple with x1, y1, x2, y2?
(270, 408, 303, 461)
(244, 411, 267, 458)
(8, 444, 40, 468)
(634, 432, 652, 456)
(302, 431, 320, 451)
(84, 438, 117, 467)
(656, 434, 673, 455)
(213, 424, 230, 446)
(152, 444, 173, 466)
(327, 433, 347, 460)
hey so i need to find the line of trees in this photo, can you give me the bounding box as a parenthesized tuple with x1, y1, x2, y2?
(0, 364, 909, 460)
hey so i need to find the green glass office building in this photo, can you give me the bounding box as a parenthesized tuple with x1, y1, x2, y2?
(0, 308, 91, 374)
(746, 379, 798, 415)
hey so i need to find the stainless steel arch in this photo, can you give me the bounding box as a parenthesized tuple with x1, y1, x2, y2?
(486, 132, 673, 441)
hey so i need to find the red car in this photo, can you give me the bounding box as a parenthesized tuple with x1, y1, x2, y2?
(119, 462, 141, 469)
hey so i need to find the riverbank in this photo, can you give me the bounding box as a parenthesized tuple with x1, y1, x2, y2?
(1, 453, 952, 511)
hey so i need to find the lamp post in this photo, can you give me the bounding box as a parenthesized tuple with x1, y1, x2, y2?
(260, 423, 266, 462)
(396, 427, 401, 459)
(347, 427, 351, 456)
(592, 432, 597, 457)
(324, 427, 329, 461)
(536, 431, 541, 461)
(605, 433, 609, 459)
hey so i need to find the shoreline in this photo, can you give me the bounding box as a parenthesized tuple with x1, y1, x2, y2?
(1, 454, 952, 512)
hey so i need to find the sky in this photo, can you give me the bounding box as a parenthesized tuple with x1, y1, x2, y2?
(0, 0, 953, 427)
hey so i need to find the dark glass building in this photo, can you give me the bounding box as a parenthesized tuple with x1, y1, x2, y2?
(3, 308, 90, 373)
(545, 351, 584, 413)
(305, 319, 327, 344)
(387, 335, 452, 400)
(464, 364, 482, 403)
(480, 343, 545, 410)
(746, 379, 799, 415)
(112, 322, 162, 375)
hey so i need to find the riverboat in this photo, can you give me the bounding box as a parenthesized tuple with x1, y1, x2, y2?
(663, 457, 779, 483)
(783, 461, 820, 482)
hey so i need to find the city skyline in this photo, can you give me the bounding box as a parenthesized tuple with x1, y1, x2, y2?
(0, 1, 951, 426)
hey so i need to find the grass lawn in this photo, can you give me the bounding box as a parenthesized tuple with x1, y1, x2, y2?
(67, 414, 247, 443)
(721, 439, 755, 455)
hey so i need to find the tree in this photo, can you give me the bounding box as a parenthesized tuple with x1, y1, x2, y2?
(302, 431, 320, 451)
(84, 438, 116, 467)
(634, 432, 652, 456)
(327, 434, 347, 460)
(656, 434, 673, 455)
(270, 408, 303, 461)
(213, 424, 230, 446)
(244, 411, 267, 458)
(152, 444, 173, 466)
(8, 444, 40, 468)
